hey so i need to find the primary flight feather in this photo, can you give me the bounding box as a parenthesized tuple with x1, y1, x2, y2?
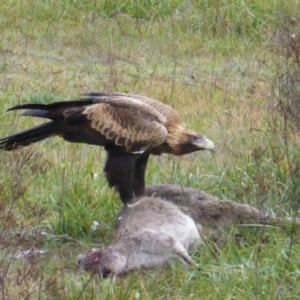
(0, 92, 214, 203)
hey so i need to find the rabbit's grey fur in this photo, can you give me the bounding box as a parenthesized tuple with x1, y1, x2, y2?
(77, 195, 201, 276)
(77, 184, 271, 276)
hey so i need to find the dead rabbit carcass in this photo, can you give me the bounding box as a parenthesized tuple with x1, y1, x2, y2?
(77, 184, 273, 277)
(77, 195, 201, 276)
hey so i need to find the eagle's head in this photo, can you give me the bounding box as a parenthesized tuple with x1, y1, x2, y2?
(167, 126, 215, 155)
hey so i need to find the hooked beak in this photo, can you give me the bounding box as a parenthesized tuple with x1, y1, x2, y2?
(194, 135, 215, 152)
(203, 136, 215, 152)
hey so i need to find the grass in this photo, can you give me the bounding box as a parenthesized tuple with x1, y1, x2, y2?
(1, 0, 300, 298)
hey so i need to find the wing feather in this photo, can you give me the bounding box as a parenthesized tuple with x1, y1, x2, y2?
(89, 95, 167, 123)
(81, 97, 168, 153)
(85, 92, 182, 125)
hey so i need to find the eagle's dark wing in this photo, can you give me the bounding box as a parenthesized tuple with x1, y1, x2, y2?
(0, 95, 168, 153)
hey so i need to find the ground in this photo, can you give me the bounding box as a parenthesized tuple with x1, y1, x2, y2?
(0, 1, 300, 299)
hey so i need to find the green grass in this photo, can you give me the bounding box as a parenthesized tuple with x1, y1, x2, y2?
(1, 0, 300, 299)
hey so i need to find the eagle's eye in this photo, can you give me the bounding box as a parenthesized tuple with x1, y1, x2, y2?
(191, 135, 200, 143)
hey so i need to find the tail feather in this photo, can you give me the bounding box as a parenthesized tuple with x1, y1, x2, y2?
(6, 99, 96, 121)
(21, 109, 50, 118)
(0, 122, 57, 151)
(7, 98, 95, 112)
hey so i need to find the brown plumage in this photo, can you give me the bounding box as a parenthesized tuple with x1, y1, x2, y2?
(0, 92, 214, 203)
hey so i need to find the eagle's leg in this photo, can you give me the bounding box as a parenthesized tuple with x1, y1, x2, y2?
(104, 152, 136, 204)
(133, 154, 150, 197)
